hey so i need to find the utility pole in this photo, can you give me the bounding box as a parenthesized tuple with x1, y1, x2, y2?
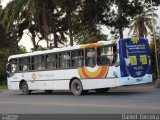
(151, 0, 160, 87)
(117, 0, 123, 39)
(114, 0, 123, 39)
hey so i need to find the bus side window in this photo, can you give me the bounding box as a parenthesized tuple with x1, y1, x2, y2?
(86, 48, 96, 67)
(54, 54, 59, 69)
(46, 54, 54, 70)
(30, 57, 34, 70)
(97, 47, 106, 65)
(19, 57, 29, 71)
(9, 59, 17, 73)
(34, 55, 45, 70)
(71, 50, 84, 68)
(105, 46, 113, 65)
(34, 56, 39, 70)
(46, 54, 58, 70)
(60, 52, 70, 68)
(112, 45, 117, 64)
(71, 51, 78, 68)
(78, 50, 84, 67)
(97, 45, 117, 66)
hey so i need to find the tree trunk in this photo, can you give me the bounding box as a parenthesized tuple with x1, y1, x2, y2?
(42, 1, 49, 48)
(53, 21, 58, 48)
(31, 33, 37, 50)
(29, 27, 37, 50)
(117, 0, 123, 39)
(67, 7, 73, 46)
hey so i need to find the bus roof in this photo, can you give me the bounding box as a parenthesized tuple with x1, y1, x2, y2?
(8, 40, 117, 60)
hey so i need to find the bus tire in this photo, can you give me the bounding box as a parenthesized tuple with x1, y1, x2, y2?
(95, 88, 110, 93)
(71, 79, 83, 96)
(21, 81, 31, 95)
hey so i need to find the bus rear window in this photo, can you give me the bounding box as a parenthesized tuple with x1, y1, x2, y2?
(97, 45, 117, 66)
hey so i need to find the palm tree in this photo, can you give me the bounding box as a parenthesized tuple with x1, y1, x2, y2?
(128, 8, 158, 38)
(0, 0, 49, 49)
(0, 0, 68, 49)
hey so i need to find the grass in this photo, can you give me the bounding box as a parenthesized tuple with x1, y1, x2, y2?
(0, 85, 7, 89)
(0, 81, 7, 89)
(0, 84, 7, 89)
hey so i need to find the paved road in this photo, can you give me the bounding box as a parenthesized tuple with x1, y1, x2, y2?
(0, 83, 160, 114)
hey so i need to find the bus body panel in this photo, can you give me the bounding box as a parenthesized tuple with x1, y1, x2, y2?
(119, 38, 152, 78)
(81, 78, 120, 90)
(7, 65, 121, 90)
(118, 38, 152, 85)
(8, 69, 80, 90)
(119, 74, 152, 86)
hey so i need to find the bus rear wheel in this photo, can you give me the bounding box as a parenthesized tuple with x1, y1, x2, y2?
(71, 79, 83, 96)
(21, 82, 31, 95)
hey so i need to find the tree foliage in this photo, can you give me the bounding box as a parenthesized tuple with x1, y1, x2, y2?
(0, 0, 69, 49)
(0, 9, 26, 81)
(0, 45, 26, 82)
(0, 0, 160, 46)
(128, 8, 158, 38)
(150, 28, 160, 80)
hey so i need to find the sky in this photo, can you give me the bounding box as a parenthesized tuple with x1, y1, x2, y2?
(1, 0, 160, 52)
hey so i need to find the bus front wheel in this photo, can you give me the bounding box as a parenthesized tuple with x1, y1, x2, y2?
(21, 82, 31, 95)
(71, 79, 83, 96)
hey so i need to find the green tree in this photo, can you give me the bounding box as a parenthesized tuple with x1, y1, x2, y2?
(150, 27, 160, 80)
(108, 0, 144, 39)
(0, 0, 68, 49)
(72, 0, 111, 44)
(0, 24, 26, 83)
(57, 0, 81, 46)
(1, 0, 159, 48)
(0, 46, 26, 82)
(72, 0, 144, 44)
(145, 0, 160, 7)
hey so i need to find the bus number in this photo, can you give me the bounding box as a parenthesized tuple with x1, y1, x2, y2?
(136, 78, 142, 82)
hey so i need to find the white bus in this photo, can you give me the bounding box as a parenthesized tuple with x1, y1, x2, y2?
(6, 37, 152, 95)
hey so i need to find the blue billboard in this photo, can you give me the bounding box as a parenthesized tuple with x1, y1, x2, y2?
(119, 38, 152, 78)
